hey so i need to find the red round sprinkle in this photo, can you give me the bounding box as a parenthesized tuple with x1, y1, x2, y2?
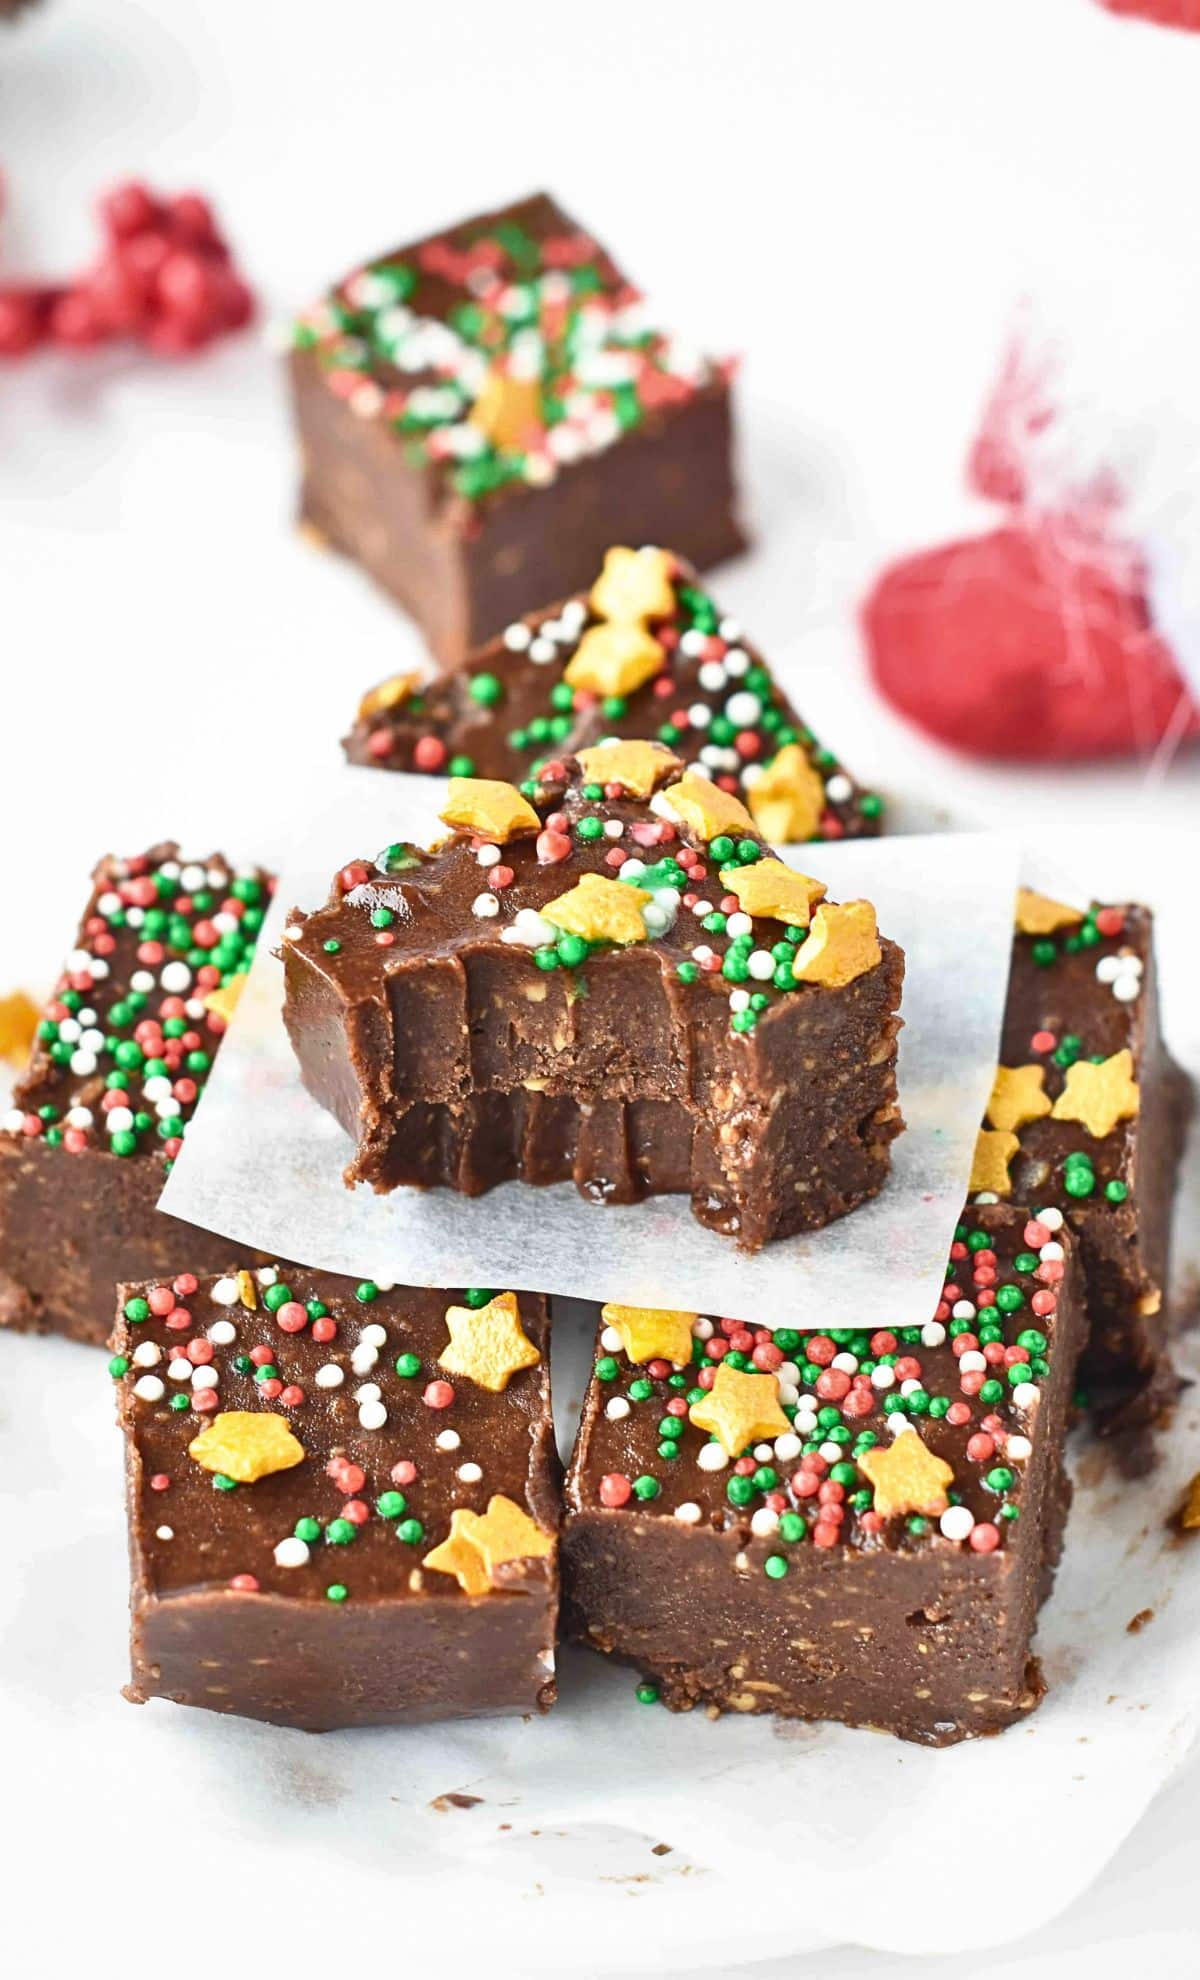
(173, 1273, 198, 1297)
(966, 1433, 995, 1461)
(148, 1285, 175, 1316)
(311, 1317, 338, 1344)
(423, 1379, 455, 1410)
(812, 1521, 840, 1548)
(338, 862, 370, 893)
(279, 1385, 305, 1408)
(343, 1499, 371, 1525)
(192, 1389, 219, 1413)
(185, 1337, 214, 1364)
(1095, 907, 1125, 938)
(1031, 1030, 1056, 1054)
(806, 1335, 836, 1367)
(257, 1378, 283, 1399)
(391, 1460, 417, 1487)
(248, 1343, 274, 1366)
(969, 1523, 1001, 1554)
(149, 1474, 171, 1492)
(598, 1473, 632, 1508)
(229, 1573, 260, 1593)
(946, 1402, 972, 1426)
(276, 1301, 308, 1334)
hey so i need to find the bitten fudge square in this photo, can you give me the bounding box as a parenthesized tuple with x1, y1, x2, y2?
(289, 193, 744, 665)
(971, 890, 1191, 1422)
(280, 747, 904, 1251)
(562, 1205, 1087, 1745)
(344, 545, 884, 842)
(0, 845, 274, 1346)
(114, 1266, 559, 1731)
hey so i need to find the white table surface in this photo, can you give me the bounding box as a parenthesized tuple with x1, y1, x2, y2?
(2, 2, 1199, 1973)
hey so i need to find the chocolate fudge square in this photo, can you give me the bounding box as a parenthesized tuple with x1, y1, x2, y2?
(971, 891, 1192, 1423)
(289, 193, 745, 666)
(562, 1206, 1087, 1744)
(0, 846, 274, 1346)
(280, 748, 904, 1250)
(344, 545, 884, 843)
(114, 1265, 559, 1730)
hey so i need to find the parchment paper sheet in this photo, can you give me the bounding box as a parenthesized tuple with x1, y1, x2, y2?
(161, 769, 1020, 1332)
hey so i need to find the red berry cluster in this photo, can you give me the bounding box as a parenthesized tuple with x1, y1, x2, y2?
(0, 178, 254, 359)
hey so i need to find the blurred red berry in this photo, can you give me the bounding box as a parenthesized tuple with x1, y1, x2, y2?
(87, 252, 152, 334)
(166, 192, 218, 247)
(155, 249, 221, 328)
(0, 287, 44, 357)
(48, 288, 106, 348)
(98, 180, 161, 241)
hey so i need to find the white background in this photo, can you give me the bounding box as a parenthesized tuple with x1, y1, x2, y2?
(2, 2, 1199, 1975)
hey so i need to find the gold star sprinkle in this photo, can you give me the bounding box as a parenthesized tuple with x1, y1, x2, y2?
(0, 989, 39, 1069)
(858, 1428, 954, 1519)
(790, 901, 881, 988)
(1051, 1049, 1140, 1140)
(970, 1127, 1020, 1195)
(601, 1303, 697, 1366)
(719, 858, 826, 929)
(745, 745, 826, 844)
(688, 1361, 790, 1458)
(439, 777, 541, 843)
(563, 622, 666, 699)
(203, 974, 248, 1025)
(659, 774, 757, 843)
(236, 1270, 258, 1310)
(1178, 1474, 1200, 1533)
(423, 1496, 553, 1595)
(357, 671, 423, 724)
(438, 1291, 541, 1393)
(1015, 887, 1084, 936)
(574, 740, 682, 798)
(541, 871, 652, 947)
(986, 1064, 1052, 1133)
(588, 545, 676, 624)
(188, 1411, 305, 1484)
(468, 370, 544, 451)
(421, 1509, 492, 1596)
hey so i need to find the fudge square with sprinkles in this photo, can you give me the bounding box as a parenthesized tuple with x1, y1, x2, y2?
(970, 890, 1192, 1424)
(281, 746, 905, 1250)
(562, 1207, 1088, 1745)
(0, 845, 274, 1346)
(344, 545, 884, 845)
(113, 1265, 559, 1731)
(288, 193, 745, 666)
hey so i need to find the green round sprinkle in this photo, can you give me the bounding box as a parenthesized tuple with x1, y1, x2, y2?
(595, 1356, 619, 1382)
(556, 933, 590, 968)
(995, 1284, 1024, 1312)
(464, 1288, 494, 1308)
(629, 1378, 653, 1403)
(1105, 1179, 1129, 1203)
(469, 671, 504, 708)
(985, 1466, 1015, 1493)
(676, 961, 699, 984)
(263, 1283, 293, 1311)
(326, 1584, 349, 1603)
(294, 1517, 321, 1543)
(370, 907, 395, 929)
(123, 1296, 150, 1323)
(213, 1473, 238, 1492)
(764, 1554, 789, 1580)
(779, 1512, 806, 1543)
(632, 1475, 661, 1501)
(323, 939, 341, 954)
(979, 1378, 1005, 1404)
(726, 1476, 755, 1507)
(395, 1352, 421, 1378)
(108, 1355, 129, 1378)
(325, 1518, 356, 1545)
(575, 817, 603, 842)
(376, 1492, 406, 1520)
(397, 1518, 425, 1545)
(355, 1281, 379, 1303)
(169, 1394, 189, 1412)
(635, 1682, 660, 1705)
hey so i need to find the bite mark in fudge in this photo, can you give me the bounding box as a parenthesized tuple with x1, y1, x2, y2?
(289, 194, 746, 663)
(280, 751, 905, 1250)
(113, 1267, 558, 1730)
(343, 547, 884, 843)
(562, 1206, 1088, 1744)
(969, 892, 1191, 1421)
(0, 846, 275, 1345)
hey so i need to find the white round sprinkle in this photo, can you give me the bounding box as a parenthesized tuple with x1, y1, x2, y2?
(132, 1342, 161, 1368)
(773, 1432, 802, 1463)
(274, 1537, 311, 1568)
(871, 1364, 896, 1390)
(351, 1343, 379, 1375)
(724, 648, 750, 678)
(1012, 1382, 1041, 1408)
(105, 1107, 134, 1134)
(360, 1323, 388, 1348)
(133, 1375, 165, 1402)
(1006, 1435, 1033, 1461)
(1095, 955, 1122, 984)
(1112, 976, 1140, 1003)
(698, 660, 727, 692)
(922, 1321, 947, 1347)
(210, 1278, 240, 1307)
(940, 1506, 976, 1542)
(957, 1350, 987, 1374)
(353, 1382, 382, 1403)
(725, 691, 761, 727)
(604, 1396, 631, 1421)
(207, 1319, 237, 1345)
(167, 1358, 193, 1382)
(70, 1050, 98, 1077)
(155, 1526, 174, 1542)
(791, 1407, 818, 1434)
(600, 1325, 623, 1352)
(160, 962, 192, 993)
(457, 1461, 483, 1483)
(825, 774, 852, 803)
(358, 1400, 388, 1430)
(887, 1414, 911, 1437)
(831, 1351, 859, 1374)
(750, 1507, 779, 1537)
(674, 1502, 702, 1524)
(435, 1429, 461, 1452)
(472, 893, 500, 919)
(748, 950, 776, 981)
(753, 1442, 775, 1463)
(951, 1300, 976, 1321)
(692, 1317, 714, 1340)
(728, 989, 751, 1013)
(503, 621, 532, 651)
(314, 1364, 344, 1389)
(1038, 1241, 1065, 1263)
(726, 912, 753, 939)
(475, 842, 502, 867)
(696, 1442, 729, 1472)
(191, 1367, 220, 1392)
(3, 1110, 25, 1133)
(900, 1377, 924, 1396)
(1036, 1206, 1064, 1231)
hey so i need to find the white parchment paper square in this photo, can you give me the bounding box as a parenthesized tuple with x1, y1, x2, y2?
(160, 770, 1019, 1331)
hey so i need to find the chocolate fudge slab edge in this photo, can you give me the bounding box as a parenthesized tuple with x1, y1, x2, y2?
(562, 1206, 1087, 1744)
(0, 845, 275, 1347)
(290, 193, 745, 665)
(115, 1266, 559, 1731)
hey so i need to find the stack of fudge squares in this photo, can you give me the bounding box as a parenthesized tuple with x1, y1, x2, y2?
(1, 194, 1190, 1747)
